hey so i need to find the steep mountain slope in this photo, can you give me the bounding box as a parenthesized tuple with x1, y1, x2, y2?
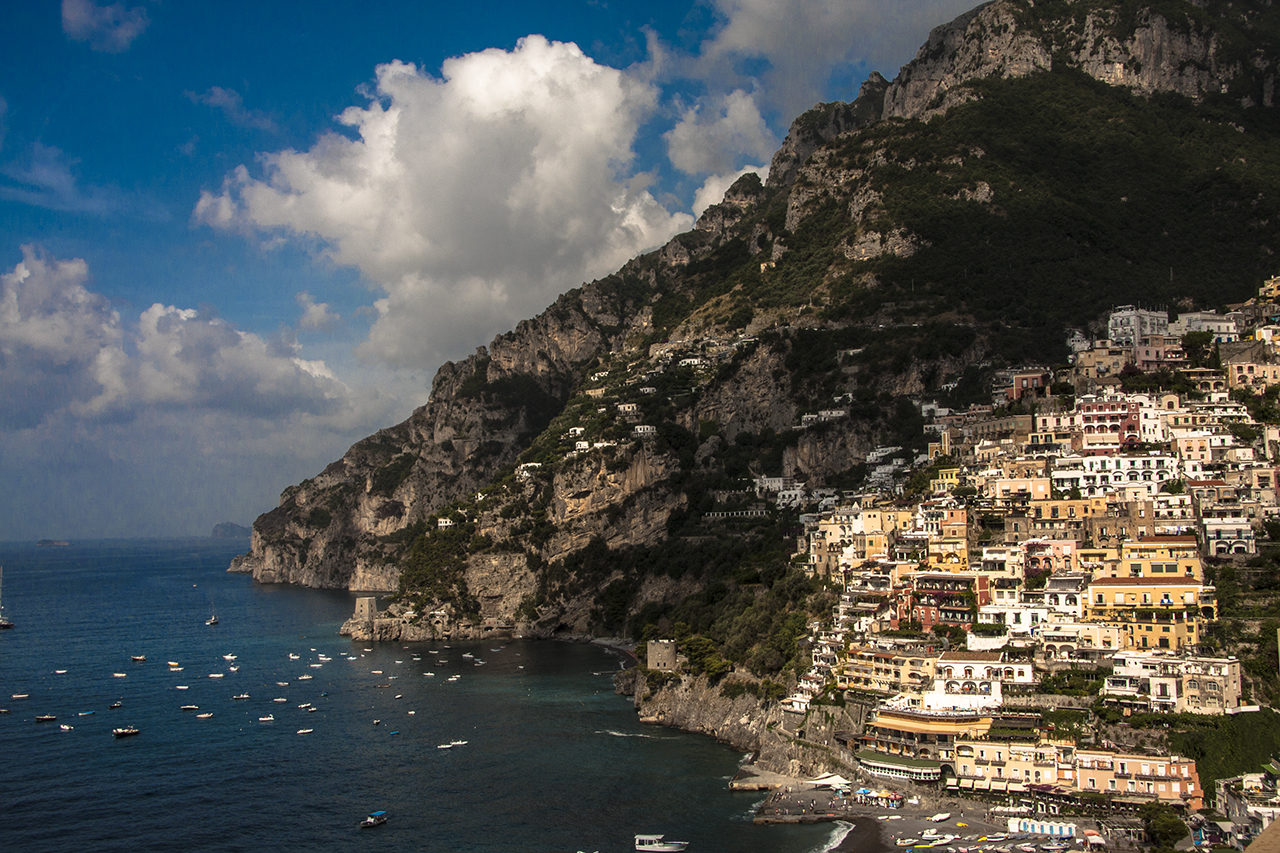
(231, 0, 1280, 647)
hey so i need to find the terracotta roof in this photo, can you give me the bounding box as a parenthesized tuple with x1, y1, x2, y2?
(938, 651, 1002, 662)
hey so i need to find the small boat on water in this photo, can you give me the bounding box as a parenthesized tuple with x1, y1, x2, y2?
(273, 698, 287, 703)
(208, 673, 224, 679)
(297, 674, 313, 680)
(450, 739, 467, 746)
(635, 835, 688, 852)
(297, 728, 313, 735)
(258, 715, 274, 723)
(131, 655, 146, 662)
(11, 693, 28, 699)
(112, 672, 127, 678)
(112, 726, 139, 737)
(35, 714, 57, 722)
(232, 693, 250, 700)
(360, 811, 387, 828)
(196, 712, 212, 718)
(437, 743, 453, 749)
(78, 711, 95, 716)
(175, 685, 189, 690)
(60, 724, 73, 731)
(109, 701, 122, 709)
(180, 705, 199, 711)
(289, 653, 300, 660)
(222, 654, 236, 660)
(167, 661, 179, 667)
(205, 611, 218, 626)
(169, 667, 184, 671)
(54, 669, 67, 674)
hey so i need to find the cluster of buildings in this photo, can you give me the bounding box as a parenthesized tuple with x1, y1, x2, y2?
(726, 294, 1280, 825)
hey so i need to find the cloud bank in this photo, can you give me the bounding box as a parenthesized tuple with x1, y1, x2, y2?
(196, 36, 694, 368)
(0, 246, 398, 538)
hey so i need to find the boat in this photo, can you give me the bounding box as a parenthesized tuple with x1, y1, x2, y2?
(1040, 845, 1069, 851)
(0, 566, 13, 629)
(112, 726, 139, 737)
(273, 697, 287, 703)
(169, 667, 183, 671)
(450, 739, 468, 746)
(898, 840, 922, 847)
(11, 693, 28, 699)
(131, 655, 146, 662)
(635, 835, 688, 852)
(108, 701, 121, 709)
(36, 714, 57, 722)
(112, 672, 127, 678)
(222, 654, 236, 660)
(167, 661, 179, 667)
(208, 673, 224, 679)
(180, 705, 199, 710)
(205, 610, 218, 626)
(258, 714, 274, 723)
(60, 724, 73, 731)
(297, 728, 313, 735)
(196, 712, 212, 718)
(437, 743, 453, 749)
(232, 693, 250, 700)
(931, 814, 952, 823)
(228, 666, 239, 672)
(54, 670, 66, 674)
(289, 653, 299, 660)
(360, 811, 387, 828)
(296, 674, 313, 680)
(78, 710, 95, 716)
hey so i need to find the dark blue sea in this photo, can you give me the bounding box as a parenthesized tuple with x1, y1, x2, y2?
(0, 540, 850, 853)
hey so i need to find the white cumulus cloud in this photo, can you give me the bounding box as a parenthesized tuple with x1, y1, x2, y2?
(195, 35, 694, 368)
(61, 0, 150, 53)
(664, 90, 776, 177)
(297, 291, 339, 330)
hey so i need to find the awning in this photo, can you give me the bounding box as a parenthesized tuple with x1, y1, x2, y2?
(959, 779, 974, 789)
(974, 779, 991, 791)
(1008, 782, 1027, 792)
(991, 780, 1008, 792)
(805, 773, 852, 789)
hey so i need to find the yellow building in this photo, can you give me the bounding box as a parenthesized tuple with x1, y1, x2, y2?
(1086, 577, 1214, 652)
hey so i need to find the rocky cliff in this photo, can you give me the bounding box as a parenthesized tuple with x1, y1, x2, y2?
(232, 0, 1280, 646)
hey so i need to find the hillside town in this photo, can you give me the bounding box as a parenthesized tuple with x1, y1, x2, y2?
(646, 278, 1280, 849)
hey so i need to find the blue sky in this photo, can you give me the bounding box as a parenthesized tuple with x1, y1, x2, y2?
(0, 0, 980, 539)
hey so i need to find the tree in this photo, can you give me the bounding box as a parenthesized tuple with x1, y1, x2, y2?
(1139, 801, 1188, 850)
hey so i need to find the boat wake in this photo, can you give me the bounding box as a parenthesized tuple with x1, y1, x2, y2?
(806, 820, 855, 853)
(597, 729, 658, 738)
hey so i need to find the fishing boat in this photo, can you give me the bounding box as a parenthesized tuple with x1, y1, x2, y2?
(0, 566, 13, 629)
(112, 726, 139, 737)
(360, 811, 387, 828)
(635, 835, 689, 852)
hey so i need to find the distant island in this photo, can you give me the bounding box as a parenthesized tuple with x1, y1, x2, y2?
(36, 540, 69, 547)
(211, 523, 251, 540)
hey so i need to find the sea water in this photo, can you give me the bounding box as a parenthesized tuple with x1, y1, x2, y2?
(0, 540, 847, 853)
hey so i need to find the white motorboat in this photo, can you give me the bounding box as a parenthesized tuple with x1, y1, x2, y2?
(636, 835, 688, 852)
(258, 714, 274, 722)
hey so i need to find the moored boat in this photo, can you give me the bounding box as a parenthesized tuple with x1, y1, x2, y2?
(636, 834, 689, 852)
(131, 655, 146, 662)
(112, 726, 139, 737)
(36, 714, 57, 722)
(360, 811, 387, 828)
